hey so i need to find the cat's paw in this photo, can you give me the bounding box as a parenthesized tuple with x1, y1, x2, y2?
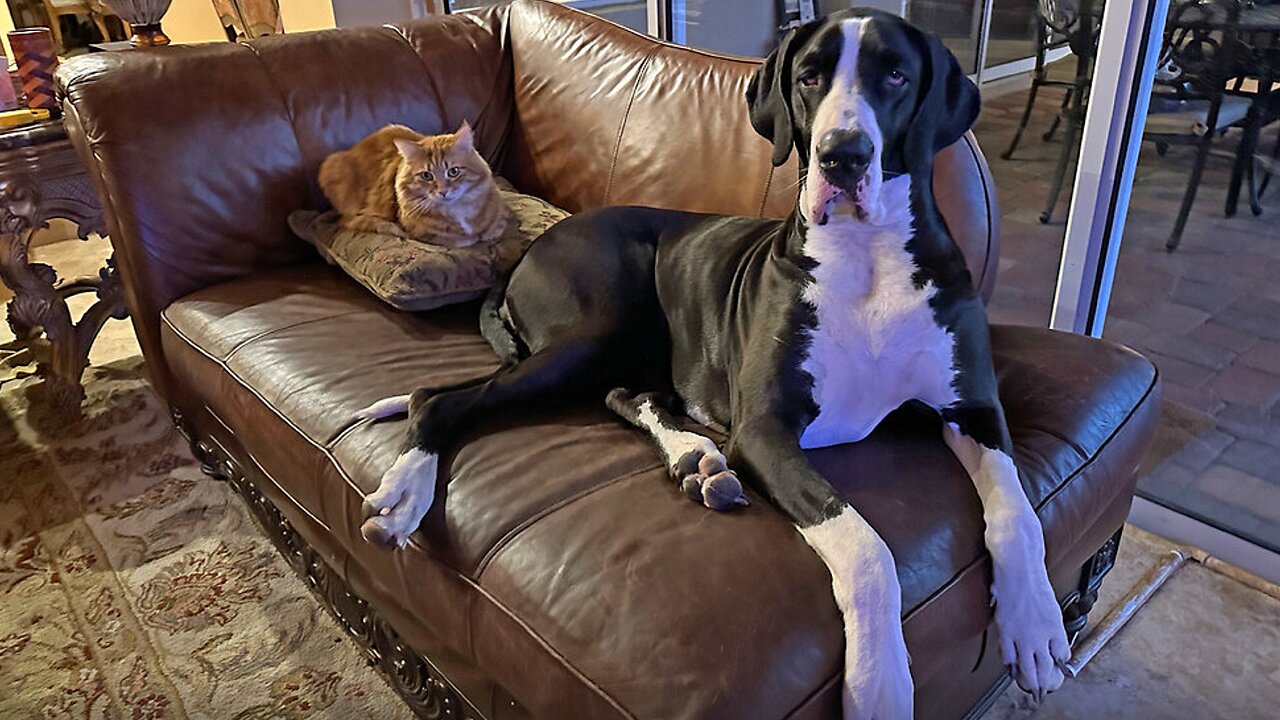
(375, 220, 411, 237)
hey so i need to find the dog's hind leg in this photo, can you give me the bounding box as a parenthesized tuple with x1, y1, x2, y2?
(361, 335, 617, 549)
(605, 388, 748, 511)
(354, 375, 497, 423)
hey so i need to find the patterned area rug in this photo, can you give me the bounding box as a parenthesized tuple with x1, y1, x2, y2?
(0, 357, 414, 719)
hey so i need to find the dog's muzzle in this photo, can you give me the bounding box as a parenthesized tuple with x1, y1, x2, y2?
(817, 129, 873, 188)
(810, 128, 877, 225)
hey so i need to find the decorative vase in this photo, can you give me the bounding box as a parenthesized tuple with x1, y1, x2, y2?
(6, 29, 59, 113)
(0, 51, 20, 111)
(102, 0, 174, 47)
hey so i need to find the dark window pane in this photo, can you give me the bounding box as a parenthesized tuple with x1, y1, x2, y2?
(905, 0, 983, 75)
(450, 0, 649, 34)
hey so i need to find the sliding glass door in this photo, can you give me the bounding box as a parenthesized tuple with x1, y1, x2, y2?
(906, 0, 986, 75)
(449, 0, 651, 33)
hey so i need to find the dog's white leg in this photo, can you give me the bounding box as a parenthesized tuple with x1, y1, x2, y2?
(355, 394, 412, 422)
(799, 506, 913, 720)
(942, 422, 1070, 701)
(360, 448, 438, 549)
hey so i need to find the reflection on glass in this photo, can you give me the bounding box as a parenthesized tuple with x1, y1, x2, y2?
(449, 0, 649, 34)
(984, 0, 1041, 68)
(1105, 0, 1280, 553)
(670, 0, 780, 57)
(905, 0, 983, 75)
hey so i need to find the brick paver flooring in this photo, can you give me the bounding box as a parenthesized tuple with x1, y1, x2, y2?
(973, 86, 1280, 551)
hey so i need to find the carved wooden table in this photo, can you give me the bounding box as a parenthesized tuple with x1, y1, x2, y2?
(0, 119, 124, 415)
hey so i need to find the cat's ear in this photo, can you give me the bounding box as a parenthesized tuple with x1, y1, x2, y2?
(393, 137, 425, 163)
(454, 121, 474, 151)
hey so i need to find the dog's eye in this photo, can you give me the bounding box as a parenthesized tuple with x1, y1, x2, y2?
(420, 171, 434, 182)
(886, 69, 907, 88)
(798, 73, 821, 88)
(447, 166, 461, 179)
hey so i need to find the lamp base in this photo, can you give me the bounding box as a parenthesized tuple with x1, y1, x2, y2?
(128, 22, 170, 48)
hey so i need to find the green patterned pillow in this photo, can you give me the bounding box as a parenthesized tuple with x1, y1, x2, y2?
(289, 186, 568, 312)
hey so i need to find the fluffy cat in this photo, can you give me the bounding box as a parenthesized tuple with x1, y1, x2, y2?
(319, 122, 509, 248)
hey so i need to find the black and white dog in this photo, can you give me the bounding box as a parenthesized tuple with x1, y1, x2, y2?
(356, 9, 1070, 718)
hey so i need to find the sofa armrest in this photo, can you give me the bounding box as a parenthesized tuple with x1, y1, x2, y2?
(990, 325, 1161, 568)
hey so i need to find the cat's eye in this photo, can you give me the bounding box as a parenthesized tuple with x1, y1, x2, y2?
(446, 166, 461, 179)
(420, 171, 434, 182)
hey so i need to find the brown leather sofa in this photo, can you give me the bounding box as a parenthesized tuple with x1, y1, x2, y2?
(57, 1, 1161, 718)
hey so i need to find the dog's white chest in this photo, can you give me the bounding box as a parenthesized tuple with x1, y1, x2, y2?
(798, 206, 958, 450)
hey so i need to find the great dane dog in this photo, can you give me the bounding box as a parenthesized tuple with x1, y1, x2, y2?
(355, 8, 1070, 718)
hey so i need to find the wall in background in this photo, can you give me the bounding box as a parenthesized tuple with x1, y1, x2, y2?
(164, 0, 228, 43)
(1, 3, 15, 57)
(162, 0, 340, 44)
(330, 0, 418, 28)
(280, 0, 337, 32)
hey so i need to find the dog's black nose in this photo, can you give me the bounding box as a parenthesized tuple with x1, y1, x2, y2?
(816, 129, 874, 182)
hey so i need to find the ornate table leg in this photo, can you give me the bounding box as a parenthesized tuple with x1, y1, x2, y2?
(0, 176, 126, 415)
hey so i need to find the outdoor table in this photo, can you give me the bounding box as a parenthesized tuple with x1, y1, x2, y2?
(1169, 1, 1280, 218)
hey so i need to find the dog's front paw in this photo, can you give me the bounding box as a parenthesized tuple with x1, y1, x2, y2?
(676, 451, 749, 511)
(360, 448, 438, 550)
(992, 566, 1071, 702)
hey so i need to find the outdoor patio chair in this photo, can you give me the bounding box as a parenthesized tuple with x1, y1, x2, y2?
(1000, 0, 1105, 225)
(1148, 0, 1255, 251)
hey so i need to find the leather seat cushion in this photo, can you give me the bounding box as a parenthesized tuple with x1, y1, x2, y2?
(160, 265, 1159, 719)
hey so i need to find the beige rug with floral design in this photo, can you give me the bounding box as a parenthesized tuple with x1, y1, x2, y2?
(0, 355, 414, 719)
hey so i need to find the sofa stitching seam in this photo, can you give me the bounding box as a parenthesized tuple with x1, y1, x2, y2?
(1033, 363, 1158, 513)
(385, 25, 451, 129)
(474, 462, 663, 579)
(758, 161, 777, 218)
(243, 42, 309, 185)
(902, 358, 1159, 623)
(783, 671, 840, 718)
(963, 133, 996, 296)
(159, 309, 637, 718)
(222, 309, 369, 362)
(603, 45, 661, 204)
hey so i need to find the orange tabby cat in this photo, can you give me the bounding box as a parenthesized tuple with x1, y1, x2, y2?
(319, 122, 509, 248)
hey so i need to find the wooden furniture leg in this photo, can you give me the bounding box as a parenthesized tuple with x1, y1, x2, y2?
(0, 176, 125, 415)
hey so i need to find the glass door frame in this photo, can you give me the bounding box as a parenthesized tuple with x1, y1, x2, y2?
(1050, 0, 1168, 337)
(1051, 0, 1278, 575)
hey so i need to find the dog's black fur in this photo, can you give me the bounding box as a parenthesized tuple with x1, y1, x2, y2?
(399, 9, 999, 528)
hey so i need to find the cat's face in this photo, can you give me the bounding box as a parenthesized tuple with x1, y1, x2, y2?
(393, 123, 491, 209)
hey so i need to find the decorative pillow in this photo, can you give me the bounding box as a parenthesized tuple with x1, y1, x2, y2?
(289, 185, 569, 312)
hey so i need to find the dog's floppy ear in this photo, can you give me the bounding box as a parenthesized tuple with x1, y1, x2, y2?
(905, 33, 981, 169)
(747, 26, 806, 167)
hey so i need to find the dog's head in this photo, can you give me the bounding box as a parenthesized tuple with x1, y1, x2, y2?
(746, 9, 980, 225)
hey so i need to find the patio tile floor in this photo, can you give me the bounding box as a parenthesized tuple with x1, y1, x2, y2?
(972, 86, 1280, 552)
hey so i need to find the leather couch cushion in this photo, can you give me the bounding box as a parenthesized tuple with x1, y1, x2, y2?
(160, 266, 1159, 719)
